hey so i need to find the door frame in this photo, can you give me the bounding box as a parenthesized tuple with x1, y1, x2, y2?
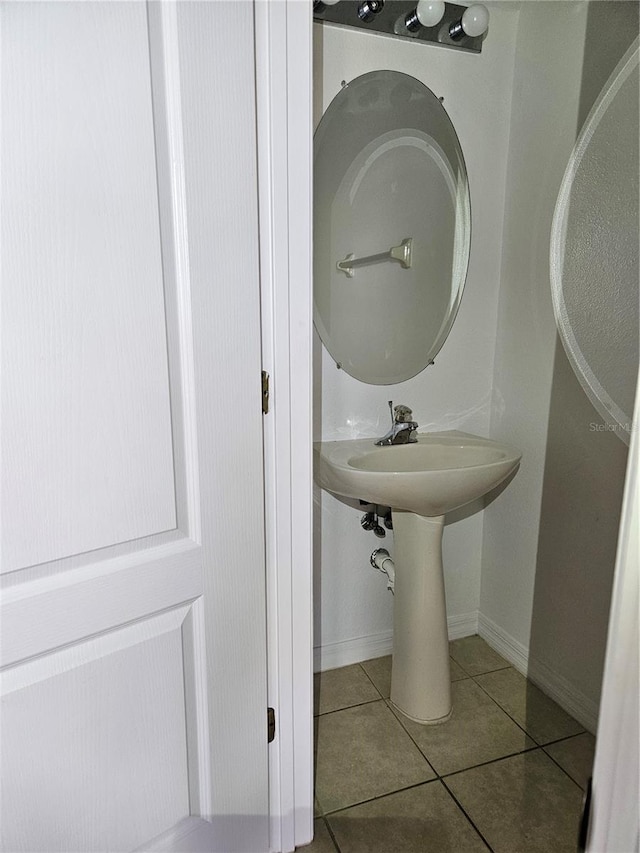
(255, 2, 314, 852)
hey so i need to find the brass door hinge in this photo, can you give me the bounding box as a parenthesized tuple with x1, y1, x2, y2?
(267, 707, 276, 743)
(262, 371, 270, 414)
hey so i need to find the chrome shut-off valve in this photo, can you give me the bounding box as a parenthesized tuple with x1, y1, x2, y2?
(361, 511, 386, 538)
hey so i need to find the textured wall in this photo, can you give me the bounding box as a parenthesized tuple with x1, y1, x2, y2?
(482, 1, 638, 728)
(481, 0, 588, 663)
(529, 3, 638, 722)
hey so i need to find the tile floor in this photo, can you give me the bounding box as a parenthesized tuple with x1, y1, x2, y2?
(305, 636, 595, 853)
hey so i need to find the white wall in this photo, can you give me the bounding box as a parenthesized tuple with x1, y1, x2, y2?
(313, 5, 519, 669)
(480, 1, 588, 649)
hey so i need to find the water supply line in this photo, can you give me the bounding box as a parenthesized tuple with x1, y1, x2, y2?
(370, 548, 395, 593)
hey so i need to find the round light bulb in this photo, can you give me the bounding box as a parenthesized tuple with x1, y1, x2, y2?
(461, 4, 489, 36)
(416, 0, 445, 27)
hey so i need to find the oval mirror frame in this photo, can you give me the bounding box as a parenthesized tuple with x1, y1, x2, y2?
(314, 70, 471, 385)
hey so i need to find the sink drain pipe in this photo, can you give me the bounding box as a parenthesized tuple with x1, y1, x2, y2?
(370, 548, 395, 593)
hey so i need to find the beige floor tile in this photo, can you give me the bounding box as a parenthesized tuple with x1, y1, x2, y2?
(445, 749, 584, 853)
(328, 781, 488, 853)
(390, 678, 534, 775)
(314, 700, 435, 813)
(297, 819, 338, 852)
(314, 664, 381, 715)
(544, 732, 596, 789)
(360, 656, 393, 698)
(475, 668, 584, 744)
(449, 636, 510, 676)
(361, 655, 467, 701)
(449, 658, 468, 681)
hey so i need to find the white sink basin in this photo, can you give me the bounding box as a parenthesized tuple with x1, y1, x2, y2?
(315, 430, 522, 517)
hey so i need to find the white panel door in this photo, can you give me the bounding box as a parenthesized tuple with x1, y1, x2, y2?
(0, 2, 269, 851)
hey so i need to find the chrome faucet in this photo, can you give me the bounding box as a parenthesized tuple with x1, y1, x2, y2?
(375, 402, 419, 446)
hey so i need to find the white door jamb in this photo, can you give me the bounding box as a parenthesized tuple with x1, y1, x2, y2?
(255, 2, 314, 852)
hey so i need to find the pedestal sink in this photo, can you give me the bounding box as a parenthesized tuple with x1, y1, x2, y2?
(315, 431, 522, 724)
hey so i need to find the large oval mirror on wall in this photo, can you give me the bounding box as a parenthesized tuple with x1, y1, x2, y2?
(550, 39, 639, 444)
(314, 70, 471, 385)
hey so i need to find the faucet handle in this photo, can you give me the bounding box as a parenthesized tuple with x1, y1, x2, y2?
(394, 404, 414, 423)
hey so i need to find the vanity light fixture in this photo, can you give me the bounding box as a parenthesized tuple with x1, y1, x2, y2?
(403, 0, 445, 33)
(313, 1, 489, 54)
(358, 0, 384, 23)
(449, 3, 489, 39)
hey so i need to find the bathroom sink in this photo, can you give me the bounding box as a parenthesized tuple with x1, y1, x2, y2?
(315, 430, 521, 517)
(315, 429, 522, 724)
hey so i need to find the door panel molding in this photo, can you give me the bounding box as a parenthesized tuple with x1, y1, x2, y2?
(2, 603, 191, 694)
(1, 1, 201, 586)
(1, 538, 201, 667)
(181, 596, 213, 818)
(148, 0, 201, 544)
(1, 604, 199, 851)
(1, 0, 177, 574)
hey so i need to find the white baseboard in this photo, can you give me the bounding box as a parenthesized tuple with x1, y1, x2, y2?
(478, 612, 599, 733)
(313, 612, 599, 732)
(447, 610, 479, 640)
(314, 611, 479, 672)
(526, 655, 599, 735)
(477, 612, 530, 674)
(314, 630, 393, 673)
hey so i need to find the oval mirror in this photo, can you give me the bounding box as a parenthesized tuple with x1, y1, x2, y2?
(550, 39, 639, 444)
(314, 70, 471, 385)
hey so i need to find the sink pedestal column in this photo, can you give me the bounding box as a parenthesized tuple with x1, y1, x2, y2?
(390, 510, 451, 724)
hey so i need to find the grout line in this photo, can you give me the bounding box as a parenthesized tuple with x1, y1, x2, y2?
(315, 653, 587, 841)
(542, 729, 593, 748)
(314, 696, 382, 717)
(463, 663, 512, 676)
(469, 671, 586, 748)
(322, 777, 441, 817)
(384, 692, 584, 789)
(383, 695, 539, 778)
(439, 744, 542, 780)
(321, 815, 343, 853)
(323, 776, 494, 853)
(542, 751, 588, 792)
(357, 661, 387, 698)
(383, 693, 571, 783)
(313, 662, 386, 717)
(319, 743, 559, 818)
(449, 636, 512, 678)
(381, 699, 439, 774)
(450, 656, 512, 678)
(439, 778, 496, 853)
(468, 671, 546, 745)
(540, 742, 591, 792)
(438, 741, 586, 794)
